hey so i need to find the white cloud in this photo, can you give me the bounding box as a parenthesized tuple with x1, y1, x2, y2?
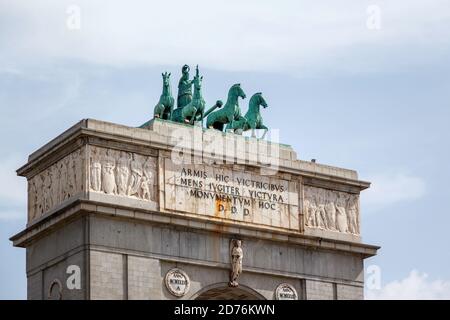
(1, 0, 449, 74)
(367, 270, 450, 299)
(362, 173, 426, 209)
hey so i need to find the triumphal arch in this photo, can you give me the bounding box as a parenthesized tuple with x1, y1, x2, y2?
(11, 66, 378, 300)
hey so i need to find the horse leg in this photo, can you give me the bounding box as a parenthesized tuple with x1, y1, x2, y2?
(189, 108, 197, 125)
(154, 104, 159, 118)
(259, 124, 268, 139)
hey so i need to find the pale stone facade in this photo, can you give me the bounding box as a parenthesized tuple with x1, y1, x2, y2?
(11, 118, 378, 300)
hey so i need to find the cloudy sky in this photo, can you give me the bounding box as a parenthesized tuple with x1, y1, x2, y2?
(1, 0, 449, 299)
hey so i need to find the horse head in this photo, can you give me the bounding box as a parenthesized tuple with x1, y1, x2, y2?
(162, 72, 171, 88)
(193, 74, 203, 95)
(256, 92, 268, 108)
(249, 92, 268, 110)
(229, 83, 246, 100)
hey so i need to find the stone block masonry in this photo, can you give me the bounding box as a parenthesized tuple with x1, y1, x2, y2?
(11, 118, 379, 300)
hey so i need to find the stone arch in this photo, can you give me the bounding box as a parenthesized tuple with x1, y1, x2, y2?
(47, 279, 63, 300)
(191, 282, 266, 300)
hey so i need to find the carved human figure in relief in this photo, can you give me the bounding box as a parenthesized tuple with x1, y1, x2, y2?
(116, 151, 131, 196)
(315, 195, 328, 229)
(90, 148, 102, 192)
(73, 150, 83, 194)
(66, 155, 76, 199)
(347, 196, 359, 234)
(29, 180, 37, 221)
(43, 171, 53, 211)
(140, 176, 151, 200)
(142, 157, 155, 200)
(128, 154, 143, 197)
(305, 198, 317, 227)
(335, 194, 349, 233)
(35, 175, 44, 216)
(324, 194, 337, 231)
(101, 150, 116, 194)
(229, 239, 243, 287)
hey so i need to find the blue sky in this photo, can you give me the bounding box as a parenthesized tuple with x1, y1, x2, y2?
(1, 0, 450, 299)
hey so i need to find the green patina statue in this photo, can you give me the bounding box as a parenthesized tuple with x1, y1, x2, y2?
(177, 64, 194, 109)
(171, 64, 194, 122)
(206, 84, 246, 131)
(153, 72, 174, 120)
(147, 64, 270, 138)
(226, 92, 269, 138)
(181, 66, 206, 124)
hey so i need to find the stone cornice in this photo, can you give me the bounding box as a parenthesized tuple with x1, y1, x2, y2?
(10, 199, 379, 258)
(16, 118, 370, 192)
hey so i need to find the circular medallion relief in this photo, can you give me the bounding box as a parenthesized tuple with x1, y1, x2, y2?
(275, 283, 298, 300)
(165, 268, 190, 297)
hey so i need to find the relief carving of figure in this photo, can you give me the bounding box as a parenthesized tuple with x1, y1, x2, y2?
(304, 186, 360, 235)
(90, 148, 102, 192)
(35, 175, 44, 215)
(304, 199, 314, 227)
(43, 171, 53, 211)
(116, 151, 131, 196)
(324, 198, 337, 231)
(143, 157, 155, 199)
(101, 150, 116, 194)
(128, 153, 143, 197)
(315, 196, 328, 230)
(29, 180, 37, 220)
(140, 176, 151, 200)
(73, 150, 83, 192)
(347, 196, 359, 234)
(335, 194, 349, 233)
(66, 156, 76, 199)
(229, 239, 243, 287)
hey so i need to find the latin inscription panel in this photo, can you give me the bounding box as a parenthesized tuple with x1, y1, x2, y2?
(164, 159, 299, 230)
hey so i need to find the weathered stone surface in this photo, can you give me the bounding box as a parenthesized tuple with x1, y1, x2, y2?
(164, 160, 298, 230)
(11, 118, 378, 300)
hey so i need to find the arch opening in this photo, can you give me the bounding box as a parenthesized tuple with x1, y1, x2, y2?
(192, 283, 265, 300)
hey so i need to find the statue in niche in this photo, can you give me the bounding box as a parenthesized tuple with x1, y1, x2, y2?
(128, 153, 143, 197)
(90, 148, 102, 192)
(116, 151, 131, 196)
(101, 149, 116, 194)
(335, 193, 349, 233)
(229, 239, 243, 287)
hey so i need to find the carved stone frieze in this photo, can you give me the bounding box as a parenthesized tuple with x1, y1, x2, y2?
(303, 185, 360, 235)
(89, 146, 157, 202)
(28, 148, 84, 222)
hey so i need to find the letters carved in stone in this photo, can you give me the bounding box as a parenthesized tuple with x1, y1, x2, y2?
(303, 186, 360, 235)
